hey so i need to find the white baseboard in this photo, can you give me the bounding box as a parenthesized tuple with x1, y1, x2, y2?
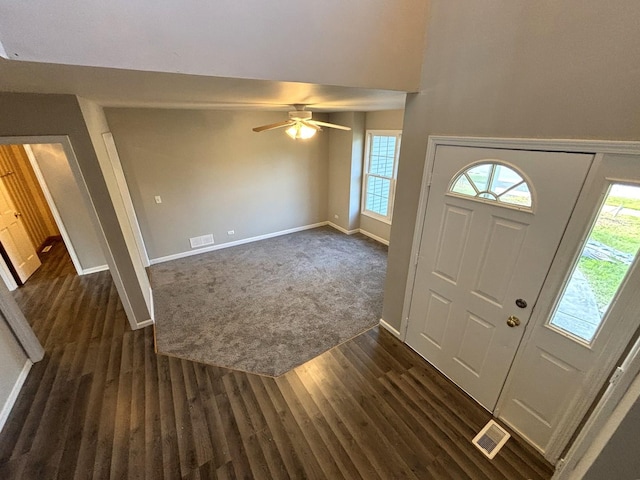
(327, 223, 390, 246)
(0, 360, 32, 433)
(135, 318, 155, 329)
(379, 318, 401, 338)
(81, 264, 109, 275)
(327, 222, 359, 235)
(149, 221, 389, 265)
(150, 222, 329, 265)
(359, 229, 390, 246)
(148, 286, 154, 322)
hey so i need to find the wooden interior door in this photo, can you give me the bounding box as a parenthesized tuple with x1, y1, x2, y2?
(0, 178, 41, 283)
(405, 145, 592, 410)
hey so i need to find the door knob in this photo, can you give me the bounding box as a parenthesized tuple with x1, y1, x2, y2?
(14, 212, 22, 218)
(507, 315, 521, 327)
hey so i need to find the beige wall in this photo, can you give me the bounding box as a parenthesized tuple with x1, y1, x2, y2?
(328, 115, 355, 231)
(0, 1, 428, 92)
(583, 389, 640, 479)
(365, 110, 404, 131)
(327, 112, 365, 232)
(360, 110, 405, 243)
(0, 313, 27, 425)
(348, 115, 366, 231)
(383, 1, 640, 330)
(105, 108, 330, 260)
(29, 143, 106, 270)
(359, 216, 391, 243)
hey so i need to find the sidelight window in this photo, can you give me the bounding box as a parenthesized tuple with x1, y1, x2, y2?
(549, 183, 640, 343)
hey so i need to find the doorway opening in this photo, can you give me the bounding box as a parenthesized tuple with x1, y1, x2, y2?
(0, 142, 107, 292)
(0, 144, 60, 286)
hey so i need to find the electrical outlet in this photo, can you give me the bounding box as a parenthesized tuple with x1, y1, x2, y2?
(227, 230, 235, 236)
(154, 195, 162, 204)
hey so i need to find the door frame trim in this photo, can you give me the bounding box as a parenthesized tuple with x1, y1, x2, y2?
(101, 133, 151, 267)
(400, 135, 640, 472)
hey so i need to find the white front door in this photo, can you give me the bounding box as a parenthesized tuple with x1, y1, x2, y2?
(496, 153, 640, 461)
(0, 178, 41, 283)
(405, 145, 593, 410)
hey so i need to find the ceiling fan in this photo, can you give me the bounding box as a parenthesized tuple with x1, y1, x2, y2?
(252, 104, 351, 139)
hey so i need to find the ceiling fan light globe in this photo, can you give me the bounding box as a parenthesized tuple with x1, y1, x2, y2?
(285, 125, 299, 139)
(285, 123, 317, 140)
(299, 124, 317, 139)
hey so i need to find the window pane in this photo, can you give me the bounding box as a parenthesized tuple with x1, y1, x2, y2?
(451, 174, 476, 195)
(490, 165, 524, 193)
(365, 176, 390, 216)
(361, 131, 400, 221)
(466, 164, 493, 192)
(369, 135, 396, 178)
(549, 184, 640, 342)
(498, 182, 532, 207)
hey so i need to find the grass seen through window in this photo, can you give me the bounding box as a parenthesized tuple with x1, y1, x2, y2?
(577, 185, 640, 316)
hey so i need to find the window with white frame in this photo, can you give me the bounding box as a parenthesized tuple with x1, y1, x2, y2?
(361, 130, 401, 223)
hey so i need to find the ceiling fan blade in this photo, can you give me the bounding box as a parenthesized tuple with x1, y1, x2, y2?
(252, 120, 295, 132)
(307, 120, 352, 131)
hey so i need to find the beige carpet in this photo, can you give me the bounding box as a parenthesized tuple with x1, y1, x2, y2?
(150, 226, 387, 376)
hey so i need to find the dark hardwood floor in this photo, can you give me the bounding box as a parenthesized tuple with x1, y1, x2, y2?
(0, 240, 554, 479)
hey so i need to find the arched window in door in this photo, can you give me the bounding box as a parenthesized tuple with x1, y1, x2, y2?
(448, 162, 533, 210)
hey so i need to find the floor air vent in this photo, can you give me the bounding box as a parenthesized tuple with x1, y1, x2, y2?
(472, 420, 511, 459)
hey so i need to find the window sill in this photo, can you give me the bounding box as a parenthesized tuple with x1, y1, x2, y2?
(361, 210, 392, 225)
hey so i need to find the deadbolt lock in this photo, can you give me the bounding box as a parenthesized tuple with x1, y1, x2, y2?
(507, 315, 521, 328)
(515, 298, 528, 308)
